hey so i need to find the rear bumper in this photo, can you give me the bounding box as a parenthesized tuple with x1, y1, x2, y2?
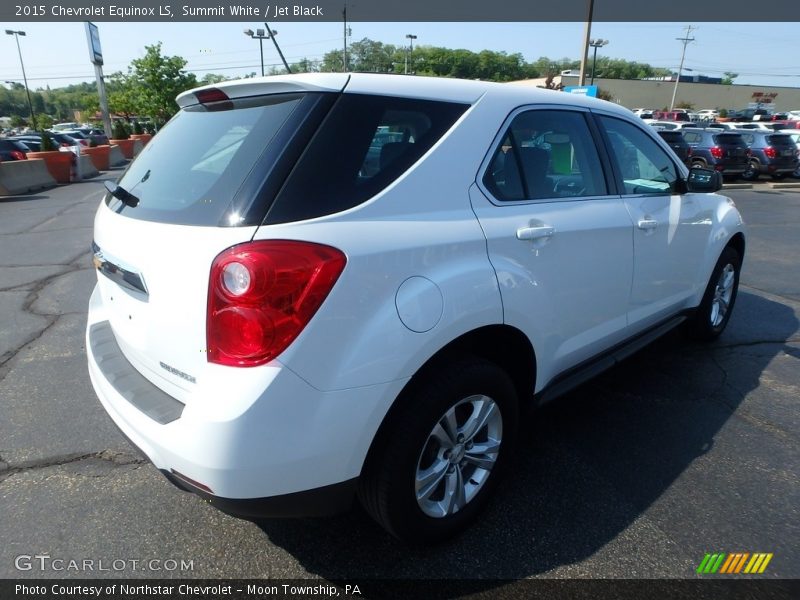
(85, 284, 405, 514)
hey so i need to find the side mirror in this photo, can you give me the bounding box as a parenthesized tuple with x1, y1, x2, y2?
(686, 167, 723, 193)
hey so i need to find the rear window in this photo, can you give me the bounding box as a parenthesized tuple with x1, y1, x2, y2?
(714, 134, 745, 146)
(107, 93, 310, 226)
(767, 135, 794, 147)
(264, 94, 468, 224)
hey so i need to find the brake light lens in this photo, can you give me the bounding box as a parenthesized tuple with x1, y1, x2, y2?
(207, 240, 347, 367)
(687, 147, 692, 157)
(764, 146, 777, 159)
(10, 150, 26, 160)
(195, 88, 229, 104)
(710, 146, 724, 159)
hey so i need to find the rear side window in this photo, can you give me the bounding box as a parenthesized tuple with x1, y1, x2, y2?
(107, 93, 308, 226)
(658, 131, 683, 143)
(483, 109, 608, 201)
(682, 131, 701, 144)
(265, 94, 468, 224)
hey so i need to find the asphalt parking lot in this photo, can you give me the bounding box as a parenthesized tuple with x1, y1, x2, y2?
(0, 177, 798, 584)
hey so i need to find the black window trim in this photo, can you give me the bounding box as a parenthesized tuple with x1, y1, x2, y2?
(590, 110, 689, 199)
(476, 104, 618, 207)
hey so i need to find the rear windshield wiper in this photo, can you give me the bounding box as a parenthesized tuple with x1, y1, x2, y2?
(104, 180, 139, 208)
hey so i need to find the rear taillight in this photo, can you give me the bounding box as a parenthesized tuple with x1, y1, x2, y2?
(764, 146, 777, 159)
(207, 240, 346, 367)
(60, 142, 71, 147)
(10, 150, 26, 160)
(710, 146, 724, 159)
(687, 147, 692, 157)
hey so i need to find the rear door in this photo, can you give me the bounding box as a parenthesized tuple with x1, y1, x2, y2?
(92, 88, 339, 402)
(470, 107, 633, 386)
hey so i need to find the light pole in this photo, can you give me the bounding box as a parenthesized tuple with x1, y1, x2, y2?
(404, 34, 417, 75)
(5, 30, 36, 131)
(244, 28, 272, 76)
(589, 38, 608, 85)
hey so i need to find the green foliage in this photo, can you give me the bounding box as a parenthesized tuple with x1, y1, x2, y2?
(721, 72, 738, 85)
(133, 120, 144, 135)
(112, 119, 130, 140)
(719, 108, 729, 117)
(596, 89, 615, 102)
(35, 113, 54, 130)
(200, 73, 229, 85)
(10, 115, 27, 128)
(39, 133, 55, 152)
(676, 101, 695, 109)
(128, 43, 197, 121)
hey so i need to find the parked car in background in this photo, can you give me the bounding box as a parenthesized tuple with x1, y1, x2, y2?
(653, 110, 691, 122)
(681, 129, 750, 177)
(739, 131, 799, 180)
(54, 131, 90, 147)
(777, 129, 800, 177)
(697, 109, 719, 121)
(655, 129, 692, 165)
(736, 122, 772, 131)
(0, 139, 31, 161)
(705, 122, 742, 131)
(86, 73, 746, 544)
(71, 127, 109, 145)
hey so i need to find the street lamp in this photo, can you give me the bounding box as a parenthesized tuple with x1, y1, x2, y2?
(588, 38, 608, 85)
(244, 28, 275, 76)
(404, 34, 418, 75)
(5, 30, 37, 131)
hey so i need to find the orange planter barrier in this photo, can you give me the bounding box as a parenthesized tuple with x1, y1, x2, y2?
(82, 145, 111, 171)
(110, 138, 136, 159)
(25, 151, 72, 183)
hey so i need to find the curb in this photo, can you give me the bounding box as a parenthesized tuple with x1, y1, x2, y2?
(722, 183, 753, 190)
(768, 182, 800, 190)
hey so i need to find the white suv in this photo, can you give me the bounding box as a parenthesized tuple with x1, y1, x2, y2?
(87, 74, 745, 544)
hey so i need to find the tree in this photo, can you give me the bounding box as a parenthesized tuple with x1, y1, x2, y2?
(125, 43, 197, 123)
(35, 113, 54, 129)
(200, 73, 229, 85)
(721, 72, 738, 85)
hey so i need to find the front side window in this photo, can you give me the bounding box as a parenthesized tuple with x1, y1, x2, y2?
(600, 116, 679, 195)
(483, 109, 608, 201)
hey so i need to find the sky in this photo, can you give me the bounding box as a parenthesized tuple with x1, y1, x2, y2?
(2, 21, 799, 91)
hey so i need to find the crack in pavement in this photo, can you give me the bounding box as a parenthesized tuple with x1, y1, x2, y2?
(0, 450, 147, 483)
(0, 250, 92, 382)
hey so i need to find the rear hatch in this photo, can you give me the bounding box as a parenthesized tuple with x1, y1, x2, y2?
(92, 76, 347, 402)
(712, 133, 749, 169)
(765, 134, 799, 169)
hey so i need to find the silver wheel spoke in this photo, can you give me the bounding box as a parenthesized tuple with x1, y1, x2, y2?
(461, 398, 497, 442)
(415, 460, 449, 501)
(430, 422, 455, 449)
(463, 441, 500, 470)
(443, 467, 466, 514)
(441, 411, 459, 445)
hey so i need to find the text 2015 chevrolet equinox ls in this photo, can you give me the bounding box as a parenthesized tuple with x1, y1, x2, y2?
(87, 74, 745, 544)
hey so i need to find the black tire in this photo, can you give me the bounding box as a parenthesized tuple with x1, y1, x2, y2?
(685, 246, 742, 341)
(741, 160, 760, 181)
(358, 357, 519, 544)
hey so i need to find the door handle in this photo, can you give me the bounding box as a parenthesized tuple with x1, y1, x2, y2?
(516, 225, 555, 241)
(637, 219, 659, 231)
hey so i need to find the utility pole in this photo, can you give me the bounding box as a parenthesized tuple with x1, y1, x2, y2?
(263, 22, 292, 73)
(670, 25, 695, 111)
(342, 4, 348, 72)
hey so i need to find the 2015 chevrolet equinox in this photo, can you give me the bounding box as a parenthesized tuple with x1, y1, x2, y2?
(87, 74, 744, 544)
